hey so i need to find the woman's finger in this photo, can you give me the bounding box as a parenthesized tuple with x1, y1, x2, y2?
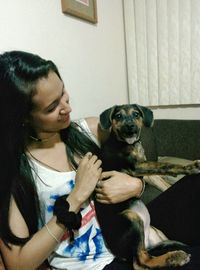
(95, 194, 111, 204)
(79, 152, 92, 165)
(85, 152, 92, 157)
(100, 170, 115, 180)
(96, 180, 103, 188)
(94, 159, 102, 169)
(95, 192, 107, 200)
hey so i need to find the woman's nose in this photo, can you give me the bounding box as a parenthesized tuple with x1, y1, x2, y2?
(60, 102, 72, 114)
(60, 95, 72, 114)
(60, 104, 71, 114)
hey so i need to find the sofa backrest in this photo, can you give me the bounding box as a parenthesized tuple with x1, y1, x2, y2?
(141, 119, 200, 161)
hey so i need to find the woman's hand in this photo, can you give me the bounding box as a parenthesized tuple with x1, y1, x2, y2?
(68, 152, 102, 211)
(95, 171, 143, 204)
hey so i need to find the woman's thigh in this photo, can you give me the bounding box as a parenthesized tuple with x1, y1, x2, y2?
(104, 247, 200, 270)
(103, 259, 132, 270)
(147, 173, 200, 245)
(150, 245, 200, 269)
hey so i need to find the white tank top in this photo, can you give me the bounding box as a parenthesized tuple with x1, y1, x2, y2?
(29, 119, 114, 270)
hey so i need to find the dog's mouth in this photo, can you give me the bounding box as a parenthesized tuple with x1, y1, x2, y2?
(115, 124, 141, 145)
(124, 135, 138, 144)
(123, 132, 140, 144)
(118, 130, 140, 145)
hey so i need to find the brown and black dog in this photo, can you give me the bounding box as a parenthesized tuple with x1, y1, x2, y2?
(94, 104, 200, 270)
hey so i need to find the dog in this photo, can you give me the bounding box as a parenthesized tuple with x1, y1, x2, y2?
(94, 104, 200, 270)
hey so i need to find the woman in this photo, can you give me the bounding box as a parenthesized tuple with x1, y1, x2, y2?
(0, 51, 200, 270)
(0, 51, 143, 270)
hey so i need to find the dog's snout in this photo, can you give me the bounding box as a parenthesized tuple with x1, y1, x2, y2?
(123, 122, 137, 134)
(127, 124, 136, 132)
(127, 121, 134, 127)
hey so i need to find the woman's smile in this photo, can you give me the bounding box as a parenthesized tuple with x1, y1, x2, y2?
(60, 113, 71, 123)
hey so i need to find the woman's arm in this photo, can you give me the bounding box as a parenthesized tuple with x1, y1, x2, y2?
(0, 198, 65, 270)
(1, 153, 102, 270)
(95, 171, 144, 204)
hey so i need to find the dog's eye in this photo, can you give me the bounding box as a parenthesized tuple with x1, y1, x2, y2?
(115, 113, 122, 120)
(133, 112, 139, 118)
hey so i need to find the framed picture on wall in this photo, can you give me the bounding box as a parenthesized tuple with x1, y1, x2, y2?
(61, 0, 97, 23)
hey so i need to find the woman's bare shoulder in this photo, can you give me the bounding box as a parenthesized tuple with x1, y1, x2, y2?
(84, 116, 99, 137)
(85, 116, 110, 144)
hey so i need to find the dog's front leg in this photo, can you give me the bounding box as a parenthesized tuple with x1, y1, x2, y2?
(130, 160, 200, 176)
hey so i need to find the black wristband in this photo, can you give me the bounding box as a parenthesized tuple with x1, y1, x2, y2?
(53, 195, 82, 230)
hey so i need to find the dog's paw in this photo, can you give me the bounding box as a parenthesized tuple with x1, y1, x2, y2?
(133, 261, 149, 270)
(166, 250, 191, 267)
(184, 160, 200, 174)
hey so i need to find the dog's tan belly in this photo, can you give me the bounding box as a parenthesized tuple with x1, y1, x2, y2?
(130, 199, 168, 248)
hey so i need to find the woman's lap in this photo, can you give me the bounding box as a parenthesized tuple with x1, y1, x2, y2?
(104, 174, 200, 269)
(150, 245, 200, 269)
(103, 246, 200, 270)
(103, 259, 132, 270)
(147, 173, 200, 245)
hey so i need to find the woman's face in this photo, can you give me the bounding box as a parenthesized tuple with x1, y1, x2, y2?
(29, 71, 72, 136)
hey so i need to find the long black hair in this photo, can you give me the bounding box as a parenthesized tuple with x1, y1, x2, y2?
(0, 51, 99, 245)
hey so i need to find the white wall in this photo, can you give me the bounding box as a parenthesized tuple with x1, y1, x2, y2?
(0, 0, 128, 119)
(151, 105, 200, 120)
(0, 0, 199, 120)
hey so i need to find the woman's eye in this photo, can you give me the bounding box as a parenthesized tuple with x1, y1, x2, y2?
(47, 107, 55, 113)
(47, 104, 57, 113)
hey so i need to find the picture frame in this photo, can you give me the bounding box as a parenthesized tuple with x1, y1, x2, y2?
(61, 0, 97, 24)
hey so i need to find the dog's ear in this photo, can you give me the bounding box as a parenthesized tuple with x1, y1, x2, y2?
(134, 104, 154, 127)
(99, 106, 116, 130)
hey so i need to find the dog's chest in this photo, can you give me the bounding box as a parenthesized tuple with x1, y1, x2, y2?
(130, 142, 146, 162)
(101, 140, 146, 171)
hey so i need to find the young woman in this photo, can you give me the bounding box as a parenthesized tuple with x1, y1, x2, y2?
(0, 50, 200, 270)
(0, 51, 143, 270)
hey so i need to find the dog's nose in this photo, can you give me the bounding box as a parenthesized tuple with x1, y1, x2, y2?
(127, 124, 135, 131)
(124, 123, 137, 133)
(127, 121, 134, 127)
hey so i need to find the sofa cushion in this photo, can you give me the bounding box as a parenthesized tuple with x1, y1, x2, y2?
(141, 126, 158, 161)
(153, 119, 200, 160)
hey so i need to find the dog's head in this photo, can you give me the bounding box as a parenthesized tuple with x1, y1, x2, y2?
(99, 104, 154, 144)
